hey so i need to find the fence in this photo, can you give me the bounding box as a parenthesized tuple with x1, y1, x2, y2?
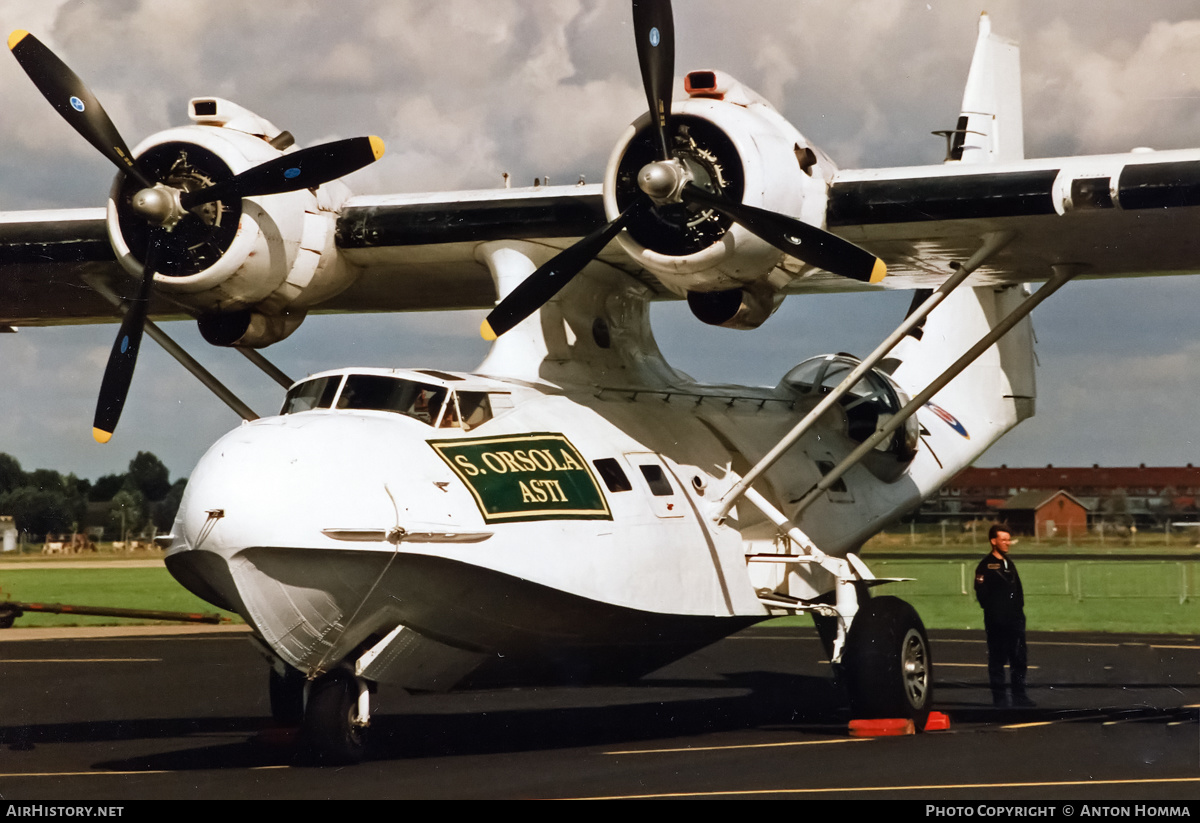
(863, 557, 1200, 633)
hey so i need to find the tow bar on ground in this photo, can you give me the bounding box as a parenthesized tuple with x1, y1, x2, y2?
(0, 600, 228, 628)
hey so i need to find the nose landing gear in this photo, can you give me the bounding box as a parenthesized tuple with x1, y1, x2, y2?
(267, 662, 371, 764)
(301, 669, 370, 765)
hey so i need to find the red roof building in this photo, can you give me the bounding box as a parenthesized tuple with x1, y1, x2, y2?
(923, 465, 1200, 527)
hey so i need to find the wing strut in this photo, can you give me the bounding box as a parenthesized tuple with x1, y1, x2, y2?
(712, 231, 1015, 523)
(236, 346, 294, 390)
(788, 262, 1079, 520)
(86, 278, 259, 422)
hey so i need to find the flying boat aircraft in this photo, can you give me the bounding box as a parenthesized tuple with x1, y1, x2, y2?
(4, 2, 1200, 763)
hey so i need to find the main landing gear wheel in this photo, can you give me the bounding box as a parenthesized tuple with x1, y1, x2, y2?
(302, 670, 368, 764)
(843, 595, 932, 727)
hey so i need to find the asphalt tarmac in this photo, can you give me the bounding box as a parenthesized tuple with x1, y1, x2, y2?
(1, 624, 1198, 800)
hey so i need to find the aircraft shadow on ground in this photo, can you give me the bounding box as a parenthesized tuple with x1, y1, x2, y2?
(4, 671, 846, 770)
(6, 669, 1196, 771)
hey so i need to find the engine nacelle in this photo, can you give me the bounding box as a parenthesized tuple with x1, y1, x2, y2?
(686, 282, 783, 329)
(602, 72, 837, 305)
(104, 98, 357, 347)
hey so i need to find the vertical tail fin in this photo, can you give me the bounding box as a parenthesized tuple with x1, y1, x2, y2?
(949, 13, 1024, 164)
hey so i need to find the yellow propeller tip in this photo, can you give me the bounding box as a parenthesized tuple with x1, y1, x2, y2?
(92, 427, 113, 444)
(369, 135, 385, 160)
(480, 319, 497, 341)
(8, 30, 29, 50)
(869, 257, 887, 284)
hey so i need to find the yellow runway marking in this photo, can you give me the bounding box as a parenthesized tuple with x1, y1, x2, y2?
(566, 776, 1200, 800)
(605, 738, 869, 755)
(1151, 644, 1200, 650)
(1002, 721, 1056, 729)
(0, 662, 160, 667)
(0, 766, 289, 779)
(739, 638, 1180, 652)
(935, 639, 1122, 648)
(936, 662, 1039, 669)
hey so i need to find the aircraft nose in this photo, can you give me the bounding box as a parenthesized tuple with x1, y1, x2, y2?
(175, 417, 411, 554)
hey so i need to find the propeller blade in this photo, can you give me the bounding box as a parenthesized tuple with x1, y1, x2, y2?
(180, 136, 385, 210)
(681, 184, 886, 284)
(8, 30, 154, 189)
(481, 202, 642, 340)
(93, 234, 162, 443)
(632, 0, 675, 162)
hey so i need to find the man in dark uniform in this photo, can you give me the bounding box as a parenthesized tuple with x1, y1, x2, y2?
(974, 524, 1034, 708)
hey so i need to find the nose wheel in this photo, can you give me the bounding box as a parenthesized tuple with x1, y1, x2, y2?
(300, 669, 370, 764)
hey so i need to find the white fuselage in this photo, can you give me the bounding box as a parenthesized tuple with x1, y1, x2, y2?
(165, 345, 1001, 684)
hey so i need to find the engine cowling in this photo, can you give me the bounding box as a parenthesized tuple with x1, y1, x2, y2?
(104, 98, 357, 347)
(603, 71, 837, 321)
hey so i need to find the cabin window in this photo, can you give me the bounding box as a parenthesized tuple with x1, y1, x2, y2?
(281, 376, 341, 414)
(639, 464, 674, 496)
(594, 458, 633, 492)
(817, 460, 849, 493)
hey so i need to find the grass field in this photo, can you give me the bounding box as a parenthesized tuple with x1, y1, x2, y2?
(0, 565, 236, 627)
(2, 537, 1199, 632)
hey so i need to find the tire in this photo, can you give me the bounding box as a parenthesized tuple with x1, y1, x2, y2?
(302, 670, 367, 764)
(842, 595, 932, 725)
(268, 666, 305, 726)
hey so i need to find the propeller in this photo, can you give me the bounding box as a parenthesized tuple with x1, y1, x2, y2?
(482, 0, 885, 338)
(481, 201, 643, 340)
(632, 0, 675, 162)
(9, 29, 385, 442)
(178, 136, 384, 211)
(8, 29, 154, 189)
(92, 233, 161, 444)
(680, 184, 885, 284)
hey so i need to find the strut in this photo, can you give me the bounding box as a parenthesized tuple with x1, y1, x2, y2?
(713, 231, 1015, 523)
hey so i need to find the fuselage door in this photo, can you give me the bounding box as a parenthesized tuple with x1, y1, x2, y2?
(624, 452, 686, 518)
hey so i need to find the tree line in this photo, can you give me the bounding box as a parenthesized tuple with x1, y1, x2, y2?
(0, 452, 185, 540)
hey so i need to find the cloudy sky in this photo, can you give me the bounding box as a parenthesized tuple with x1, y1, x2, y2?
(3, 0, 1200, 482)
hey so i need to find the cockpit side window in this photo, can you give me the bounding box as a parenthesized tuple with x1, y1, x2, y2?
(281, 376, 342, 414)
(456, 392, 493, 430)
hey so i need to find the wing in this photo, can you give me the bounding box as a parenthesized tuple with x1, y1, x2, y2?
(0, 185, 670, 326)
(325, 184, 660, 313)
(8, 150, 1200, 327)
(816, 151, 1200, 293)
(0, 208, 124, 326)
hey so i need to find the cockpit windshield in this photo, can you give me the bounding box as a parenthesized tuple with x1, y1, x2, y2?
(280, 373, 494, 430)
(336, 375, 446, 423)
(281, 375, 340, 414)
